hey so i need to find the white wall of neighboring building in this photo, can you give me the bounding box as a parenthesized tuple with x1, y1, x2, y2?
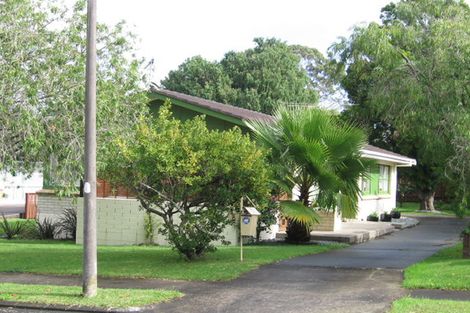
(0, 170, 43, 205)
(356, 163, 398, 221)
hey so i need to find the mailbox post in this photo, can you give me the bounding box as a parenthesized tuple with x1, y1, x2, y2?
(239, 197, 260, 262)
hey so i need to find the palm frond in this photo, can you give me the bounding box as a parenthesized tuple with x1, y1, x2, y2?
(279, 200, 319, 226)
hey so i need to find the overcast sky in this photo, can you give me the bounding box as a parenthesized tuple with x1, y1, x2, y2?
(96, 0, 394, 83)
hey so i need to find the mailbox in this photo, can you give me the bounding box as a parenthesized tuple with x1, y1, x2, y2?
(240, 206, 260, 237)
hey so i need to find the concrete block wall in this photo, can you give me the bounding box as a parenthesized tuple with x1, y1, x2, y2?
(76, 198, 149, 246)
(37, 191, 75, 223)
(75, 197, 239, 246)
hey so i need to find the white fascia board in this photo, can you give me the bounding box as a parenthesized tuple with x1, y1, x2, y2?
(360, 149, 417, 167)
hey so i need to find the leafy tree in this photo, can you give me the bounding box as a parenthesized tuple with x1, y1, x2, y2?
(247, 106, 371, 242)
(105, 103, 271, 260)
(161, 38, 318, 114)
(161, 56, 234, 104)
(0, 0, 149, 189)
(333, 0, 470, 210)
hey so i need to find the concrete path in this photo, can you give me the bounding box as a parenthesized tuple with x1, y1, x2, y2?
(0, 216, 467, 313)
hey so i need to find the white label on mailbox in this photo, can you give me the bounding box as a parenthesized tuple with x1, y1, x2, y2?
(242, 216, 250, 224)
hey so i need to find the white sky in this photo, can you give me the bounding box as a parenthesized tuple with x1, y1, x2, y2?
(96, 0, 394, 84)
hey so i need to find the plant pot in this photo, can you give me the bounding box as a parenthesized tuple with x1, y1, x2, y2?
(391, 211, 401, 219)
(381, 213, 392, 222)
(367, 215, 379, 222)
(464, 233, 470, 259)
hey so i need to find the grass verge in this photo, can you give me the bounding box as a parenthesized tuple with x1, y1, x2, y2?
(404, 243, 470, 290)
(390, 297, 470, 313)
(0, 283, 182, 309)
(0, 240, 346, 281)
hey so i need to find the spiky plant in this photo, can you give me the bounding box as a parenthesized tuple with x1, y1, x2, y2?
(247, 105, 372, 242)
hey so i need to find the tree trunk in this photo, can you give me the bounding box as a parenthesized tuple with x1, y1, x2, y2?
(419, 191, 435, 211)
(286, 183, 311, 243)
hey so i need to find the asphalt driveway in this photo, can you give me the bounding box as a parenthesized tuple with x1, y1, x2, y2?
(0, 204, 24, 216)
(151, 216, 467, 313)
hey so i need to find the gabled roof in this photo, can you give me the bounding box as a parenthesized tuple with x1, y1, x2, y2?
(361, 145, 416, 167)
(150, 87, 273, 123)
(150, 88, 416, 167)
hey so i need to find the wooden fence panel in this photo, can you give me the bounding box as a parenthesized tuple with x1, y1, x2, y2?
(24, 193, 38, 219)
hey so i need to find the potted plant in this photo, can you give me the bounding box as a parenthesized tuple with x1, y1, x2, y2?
(463, 224, 470, 259)
(367, 212, 379, 222)
(390, 210, 401, 219)
(380, 212, 392, 222)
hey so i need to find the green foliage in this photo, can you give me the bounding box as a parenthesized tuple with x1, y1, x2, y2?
(334, 0, 470, 209)
(404, 243, 470, 290)
(255, 194, 279, 242)
(0, 283, 183, 309)
(56, 207, 77, 240)
(391, 297, 470, 313)
(35, 217, 58, 240)
(0, 0, 149, 190)
(104, 102, 271, 260)
(162, 38, 318, 114)
(0, 215, 25, 239)
(247, 105, 371, 241)
(143, 211, 156, 245)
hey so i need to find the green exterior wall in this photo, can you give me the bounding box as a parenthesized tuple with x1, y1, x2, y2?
(148, 95, 251, 133)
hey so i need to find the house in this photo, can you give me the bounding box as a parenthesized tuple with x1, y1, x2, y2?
(36, 88, 416, 245)
(149, 88, 417, 231)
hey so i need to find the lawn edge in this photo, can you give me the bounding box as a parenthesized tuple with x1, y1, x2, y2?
(0, 300, 161, 313)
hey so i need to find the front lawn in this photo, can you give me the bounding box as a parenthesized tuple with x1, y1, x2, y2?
(0, 240, 346, 281)
(396, 201, 470, 217)
(404, 243, 470, 290)
(0, 283, 182, 309)
(390, 297, 470, 313)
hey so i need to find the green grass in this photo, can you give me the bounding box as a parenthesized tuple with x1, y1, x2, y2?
(404, 243, 470, 290)
(0, 240, 346, 281)
(0, 283, 182, 309)
(390, 297, 470, 313)
(396, 201, 470, 217)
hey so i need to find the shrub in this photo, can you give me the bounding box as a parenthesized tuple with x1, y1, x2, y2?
(36, 217, 58, 240)
(0, 215, 25, 239)
(104, 103, 271, 260)
(56, 207, 77, 240)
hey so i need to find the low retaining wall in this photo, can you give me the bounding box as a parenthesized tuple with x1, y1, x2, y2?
(310, 210, 342, 231)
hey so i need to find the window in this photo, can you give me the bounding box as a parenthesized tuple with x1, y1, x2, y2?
(361, 173, 371, 195)
(361, 164, 391, 196)
(378, 164, 390, 194)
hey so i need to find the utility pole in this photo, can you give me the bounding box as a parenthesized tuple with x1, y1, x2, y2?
(83, 0, 97, 298)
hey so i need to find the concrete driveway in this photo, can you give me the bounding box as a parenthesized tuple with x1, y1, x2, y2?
(0, 217, 467, 313)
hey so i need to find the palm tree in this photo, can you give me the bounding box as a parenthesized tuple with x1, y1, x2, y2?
(247, 105, 372, 242)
